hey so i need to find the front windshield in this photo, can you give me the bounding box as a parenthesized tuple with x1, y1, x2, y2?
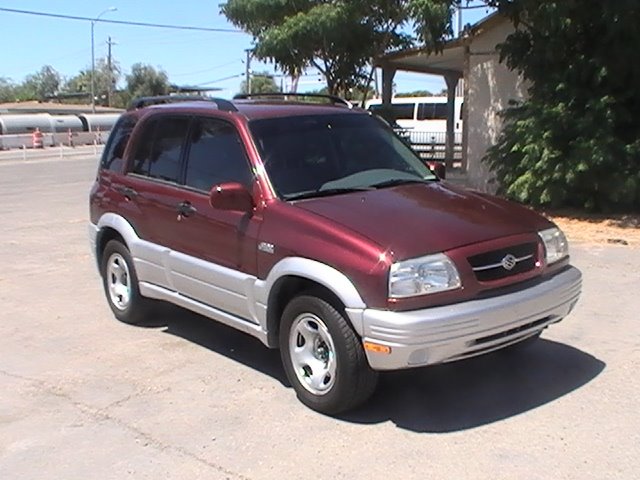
(249, 113, 436, 200)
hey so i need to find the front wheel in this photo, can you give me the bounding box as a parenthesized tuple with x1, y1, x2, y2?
(279, 294, 378, 414)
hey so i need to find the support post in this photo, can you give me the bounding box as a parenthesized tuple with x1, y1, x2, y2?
(445, 74, 460, 170)
(381, 66, 396, 105)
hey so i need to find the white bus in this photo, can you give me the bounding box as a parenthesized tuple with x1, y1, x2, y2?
(365, 96, 463, 160)
(365, 96, 463, 132)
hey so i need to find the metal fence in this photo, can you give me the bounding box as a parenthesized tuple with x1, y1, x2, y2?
(0, 131, 109, 150)
(396, 129, 463, 162)
(0, 143, 105, 162)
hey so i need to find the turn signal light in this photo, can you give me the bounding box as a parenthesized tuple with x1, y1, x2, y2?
(363, 341, 392, 354)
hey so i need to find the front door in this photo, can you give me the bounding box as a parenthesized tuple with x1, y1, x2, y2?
(166, 116, 261, 321)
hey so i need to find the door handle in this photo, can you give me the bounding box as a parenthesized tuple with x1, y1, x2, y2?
(115, 185, 138, 199)
(177, 201, 197, 218)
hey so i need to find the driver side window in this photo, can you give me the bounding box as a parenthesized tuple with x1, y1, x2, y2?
(184, 118, 254, 192)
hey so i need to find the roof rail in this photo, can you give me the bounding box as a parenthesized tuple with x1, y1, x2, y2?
(233, 92, 353, 108)
(128, 95, 237, 112)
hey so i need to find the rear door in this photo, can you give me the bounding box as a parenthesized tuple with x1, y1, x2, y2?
(116, 115, 191, 289)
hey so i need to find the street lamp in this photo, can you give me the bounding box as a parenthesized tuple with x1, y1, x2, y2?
(91, 7, 117, 113)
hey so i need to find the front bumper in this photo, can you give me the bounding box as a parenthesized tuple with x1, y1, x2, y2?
(360, 266, 582, 370)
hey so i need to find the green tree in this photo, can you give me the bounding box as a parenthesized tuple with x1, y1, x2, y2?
(18, 65, 61, 100)
(221, 0, 455, 96)
(396, 90, 434, 97)
(64, 58, 122, 102)
(240, 71, 280, 94)
(0, 77, 17, 103)
(124, 63, 170, 105)
(484, 0, 640, 211)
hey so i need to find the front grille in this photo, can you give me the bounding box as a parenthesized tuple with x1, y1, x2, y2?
(468, 242, 538, 282)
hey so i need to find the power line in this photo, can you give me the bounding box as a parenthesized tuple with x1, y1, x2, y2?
(0, 7, 243, 33)
(196, 73, 245, 86)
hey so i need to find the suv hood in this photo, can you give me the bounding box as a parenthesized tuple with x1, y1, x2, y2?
(292, 182, 553, 260)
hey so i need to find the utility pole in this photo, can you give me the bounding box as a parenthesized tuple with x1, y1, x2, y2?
(106, 36, 116, 107)
(245, 49, 252, 94)
(90, 7, 117, 113)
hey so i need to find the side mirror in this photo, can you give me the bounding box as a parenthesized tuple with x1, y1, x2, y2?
(426, 161, 446, 179)
(209, 182, 254, 212)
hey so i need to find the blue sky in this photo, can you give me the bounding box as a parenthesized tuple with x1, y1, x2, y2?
(0, 1, 493, 98)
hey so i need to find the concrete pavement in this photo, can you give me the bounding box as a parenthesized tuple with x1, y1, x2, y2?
(0, 154, 638, 479)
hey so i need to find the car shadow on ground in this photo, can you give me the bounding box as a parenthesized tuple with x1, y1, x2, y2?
(152, 304, 289, 386)
(152, 305, 604, 433)
(340, 339, 605, 432)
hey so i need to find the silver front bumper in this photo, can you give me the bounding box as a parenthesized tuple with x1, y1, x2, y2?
(360, 266, 582, 370)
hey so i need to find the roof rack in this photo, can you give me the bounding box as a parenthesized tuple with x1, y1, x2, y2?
(233, 92, 353, 108)
(128, 95, 237, 112)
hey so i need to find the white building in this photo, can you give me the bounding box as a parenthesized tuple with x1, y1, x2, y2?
(377, 13, 526, 192)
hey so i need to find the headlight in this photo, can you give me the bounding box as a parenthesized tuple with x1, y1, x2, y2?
(538, 227, 569, 264)
(389, 253, 461, 298)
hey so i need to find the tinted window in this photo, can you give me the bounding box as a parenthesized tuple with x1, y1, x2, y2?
(417, 103, 449, 120)
(250, 114, 435, 199)
(101, 115, 135, 172)
(369, 103, 415, 120)
(184, 118, 253, 191)
(131, 116, 190, 183)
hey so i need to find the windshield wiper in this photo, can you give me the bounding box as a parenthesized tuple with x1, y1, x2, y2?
(370, 178, 435, 189)
(284, 187, 373, 201)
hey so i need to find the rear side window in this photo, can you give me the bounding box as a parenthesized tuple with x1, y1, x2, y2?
(417, 103, 448, 120)
(101, 115, 135, 172)
(184, 118, 253, 191)
(131, 116, 190, 183)
(368, 103, 415, 120)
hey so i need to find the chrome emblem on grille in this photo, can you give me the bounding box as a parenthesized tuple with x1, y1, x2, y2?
(501, 254, 518, 270)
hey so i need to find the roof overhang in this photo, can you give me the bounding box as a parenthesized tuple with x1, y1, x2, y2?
(376, 12, 506, 78)
(377, 41, 466, 78)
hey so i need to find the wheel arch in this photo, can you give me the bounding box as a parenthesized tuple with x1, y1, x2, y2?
(94, 213, 140, 270)
(260, 258, 367, 347)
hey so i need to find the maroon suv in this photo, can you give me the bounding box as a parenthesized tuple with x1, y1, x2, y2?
(89, 94, 582, 414)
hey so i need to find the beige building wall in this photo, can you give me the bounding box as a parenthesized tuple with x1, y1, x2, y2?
(464, 19, 528, 192)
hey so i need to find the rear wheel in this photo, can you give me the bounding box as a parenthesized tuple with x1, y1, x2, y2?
(101, 240, 151, 325)
(279, 294, 378, 414)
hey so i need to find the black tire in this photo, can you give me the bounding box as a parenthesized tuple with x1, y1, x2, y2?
(100, 240, 152, 325)
(279, 294, 378, 414)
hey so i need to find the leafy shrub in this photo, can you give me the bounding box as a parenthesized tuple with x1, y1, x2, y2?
(484, 0, 640, 212)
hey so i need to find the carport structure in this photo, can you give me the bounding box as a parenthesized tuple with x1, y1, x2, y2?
(376, 14, 526, 191)
(377, 38, 465, 170)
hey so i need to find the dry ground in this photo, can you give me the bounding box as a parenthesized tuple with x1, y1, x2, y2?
(544, 210, 640, 247)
